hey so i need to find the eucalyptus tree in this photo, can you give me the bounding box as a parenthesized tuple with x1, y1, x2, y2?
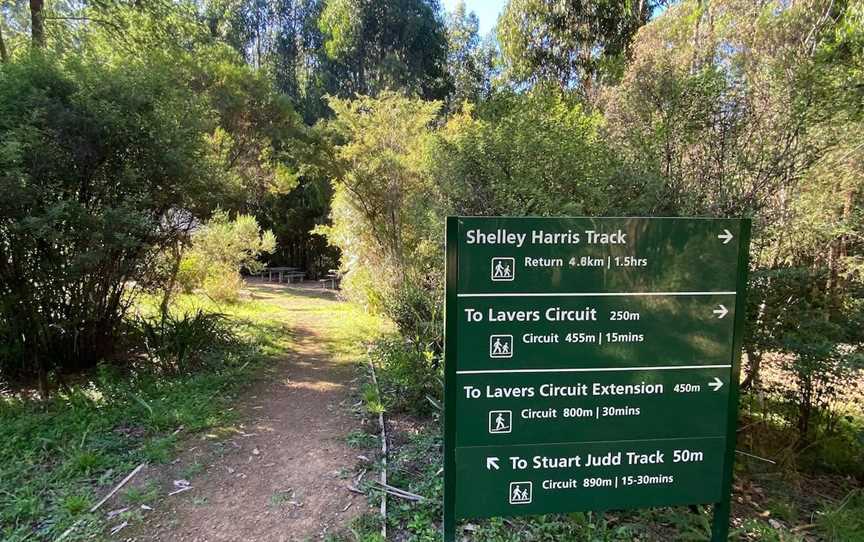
(498, 0, 654, 94)
(318, 0, 449, 99)
(444, 0, 496, 110)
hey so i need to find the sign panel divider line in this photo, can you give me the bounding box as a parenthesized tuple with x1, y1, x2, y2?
(456, 364, 732, 375)
(456, 435, 727, 450)
(457, 291, 737, 298)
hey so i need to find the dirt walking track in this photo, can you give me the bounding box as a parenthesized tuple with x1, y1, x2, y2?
(130, 283, 370, 542)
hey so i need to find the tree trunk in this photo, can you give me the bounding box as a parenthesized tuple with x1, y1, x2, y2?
(796, 375, 813, 445)
(0, 23, 8, 62)
(30, 0, 45, 47)
(160, 241, 184, 318)
(36, 351, 49, 401)
(740, 347, 762, 391)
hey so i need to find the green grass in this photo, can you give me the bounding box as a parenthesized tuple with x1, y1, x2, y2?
(122, 482, 160, 506)
(0, 348, 272, 539)
(268, 489, 296, 508)
(346, 429, 379, 449)
(0, 285, 388, 542)
(816, 489, 864, 541)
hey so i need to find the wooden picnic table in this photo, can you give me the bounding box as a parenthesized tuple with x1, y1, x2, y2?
(319, 269, 341, 290)
(265, 267, 306, 283)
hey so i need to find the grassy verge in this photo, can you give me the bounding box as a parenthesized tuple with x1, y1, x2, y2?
(0, 286, 387, 542)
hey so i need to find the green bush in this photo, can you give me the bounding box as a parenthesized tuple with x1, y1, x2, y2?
(384, 280, 443, 351)
(431, 88, 632, 217)
(176, 253, 207, 294)
(817, 490, 864, 541)
(179, 212, 276, 304)
(369, 337, 441, 416)
(135, 309, 235, 374)
(0, 52, 215, 385)
(202, 265, 244, 304)
(746, 267, 864, 441)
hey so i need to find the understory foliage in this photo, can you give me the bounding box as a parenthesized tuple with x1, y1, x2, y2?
(135, 309, 236, 375)
(431, 88, 648, 216)
(0, 3, 301, 389)
(367, 336, 441, 415)
(0, 52, 213, 388)
(317, 92, 443, 327)
(179, 211, 276, 302)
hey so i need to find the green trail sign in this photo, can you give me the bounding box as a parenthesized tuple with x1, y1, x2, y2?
(443, 217, 751, 541)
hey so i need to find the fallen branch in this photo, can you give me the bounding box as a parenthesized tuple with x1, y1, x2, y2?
(368, 360, 387, 540)
(106, 507, 129, 519)
(57, 463, 146, 542)
(168, 486, 192, 497)
(373, 481, 426, 502)
(110, 521, 129, 535)
(91, 463, 146, 513)
(735, 450, 776, 465)
(55, 521, 84, 542)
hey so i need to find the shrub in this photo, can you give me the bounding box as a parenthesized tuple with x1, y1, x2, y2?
(369, 337, 442, 416)
(202, 264, 244, 304)
(339, 265, 389, 314)
(431, 89, 627, 217)
(181, 212, 276, 303)
(315, 93, 443, 312)
(0, 52, 214, 388)
(384, 280, 443, 351)
(136, 309, 235, 374)
(176, 253, 207, 294)
(817, 490, 864, 541)
(746, 267, 864, 441)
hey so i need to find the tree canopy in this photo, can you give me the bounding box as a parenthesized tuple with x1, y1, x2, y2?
(319, 0, 449, 99)
(498, 0, 654, 93)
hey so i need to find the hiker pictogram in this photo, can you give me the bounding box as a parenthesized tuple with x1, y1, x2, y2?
(489, 410, 512, 434)
(491, 257, 515, 281)
(489, 335, 514, 358)
(509, 482, 532, 505)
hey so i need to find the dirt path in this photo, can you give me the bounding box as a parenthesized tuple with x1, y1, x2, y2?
(132, 284, 372, 542)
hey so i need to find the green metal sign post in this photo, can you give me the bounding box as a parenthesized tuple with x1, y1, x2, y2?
(443, 217, 751, 541)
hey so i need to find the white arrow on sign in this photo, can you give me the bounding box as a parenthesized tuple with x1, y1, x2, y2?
(718, 229, 734, 244)
(486, 457, 500, 471)
(713, 304, 729, 319)
(708, 377, 724, 392)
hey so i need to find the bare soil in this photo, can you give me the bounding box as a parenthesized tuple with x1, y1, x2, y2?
(125, 284, 372, 542)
